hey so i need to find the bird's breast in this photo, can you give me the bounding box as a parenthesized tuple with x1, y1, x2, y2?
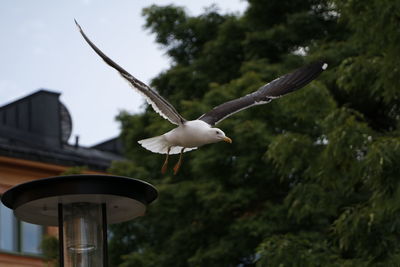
(164, 120, 213, 148)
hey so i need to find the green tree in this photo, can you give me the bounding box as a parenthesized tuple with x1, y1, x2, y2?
(108, 0, 400, 266)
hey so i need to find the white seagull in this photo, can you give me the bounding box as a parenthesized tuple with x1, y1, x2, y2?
(75, 20, 328, 174)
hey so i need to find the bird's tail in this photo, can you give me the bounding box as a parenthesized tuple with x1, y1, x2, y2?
(138, 135, 171, 154)
(138, 135, 198, 155)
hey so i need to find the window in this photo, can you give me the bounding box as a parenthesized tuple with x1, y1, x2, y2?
(0, 203, 16, 251)
(0, 201, 43, 255)
(21, 221, 43, 254)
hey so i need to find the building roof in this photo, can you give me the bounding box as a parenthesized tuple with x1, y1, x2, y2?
(0, 89, 123, 171)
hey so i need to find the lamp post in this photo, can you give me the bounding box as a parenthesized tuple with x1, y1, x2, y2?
(1, 175, 158, 267)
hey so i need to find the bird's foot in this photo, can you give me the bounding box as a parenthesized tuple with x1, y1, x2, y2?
(173, 160, 181, 175)
(161, 148, 171, 174)
(161, 158, 169, 174)
(173, 148, 185, 175)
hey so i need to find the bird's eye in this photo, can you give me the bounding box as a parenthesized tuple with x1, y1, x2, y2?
(215, 131, 219, 135)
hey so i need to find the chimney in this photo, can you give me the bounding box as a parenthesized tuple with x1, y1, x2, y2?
(75, 135, 80, 148)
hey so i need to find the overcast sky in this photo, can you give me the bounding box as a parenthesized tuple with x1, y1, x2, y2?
(0, 0, 247, 146)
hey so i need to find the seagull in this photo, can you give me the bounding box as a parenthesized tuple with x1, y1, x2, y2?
(75, 20, 327, 175)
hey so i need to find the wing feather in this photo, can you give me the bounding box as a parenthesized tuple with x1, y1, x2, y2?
(75, 20, 186, 125)
(198, 61, 327, 125)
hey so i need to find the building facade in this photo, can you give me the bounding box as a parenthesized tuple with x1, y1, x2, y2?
(0, 90, 123, 266)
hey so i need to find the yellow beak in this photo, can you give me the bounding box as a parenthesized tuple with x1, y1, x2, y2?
(223, 136, 232, 143)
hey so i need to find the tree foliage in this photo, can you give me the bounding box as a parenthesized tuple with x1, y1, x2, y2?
(108, 0, 400, 266)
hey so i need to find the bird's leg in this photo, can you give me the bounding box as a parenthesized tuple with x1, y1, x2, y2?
(173, 148, 185, 175)
(161, 147, 171, 174)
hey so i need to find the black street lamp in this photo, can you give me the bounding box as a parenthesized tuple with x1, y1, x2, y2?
(1, 175, 158, 267)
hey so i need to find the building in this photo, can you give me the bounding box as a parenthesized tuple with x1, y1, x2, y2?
(0, 89, 123, 266)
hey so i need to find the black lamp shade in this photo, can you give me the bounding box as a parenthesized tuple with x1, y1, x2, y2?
(1, 174, 158, 226)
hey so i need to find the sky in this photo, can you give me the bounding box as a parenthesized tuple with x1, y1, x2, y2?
(0, 0, 247, 146)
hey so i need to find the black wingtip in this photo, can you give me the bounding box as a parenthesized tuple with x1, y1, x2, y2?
(73, 18, 145, 85)
(74, 19, 83, 32)
(310, 60, 328, 70)
(314, 60, 328, 71)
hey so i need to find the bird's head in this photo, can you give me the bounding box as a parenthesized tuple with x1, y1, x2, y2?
(209, 128, 232, 144)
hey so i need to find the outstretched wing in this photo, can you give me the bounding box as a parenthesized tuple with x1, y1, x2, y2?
(75, 20, 186, 125)
(198, 61, 328, 126)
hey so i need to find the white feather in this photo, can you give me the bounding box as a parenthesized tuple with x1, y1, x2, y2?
(122, 73, 181, 125)
(138, 135, 197, 154)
